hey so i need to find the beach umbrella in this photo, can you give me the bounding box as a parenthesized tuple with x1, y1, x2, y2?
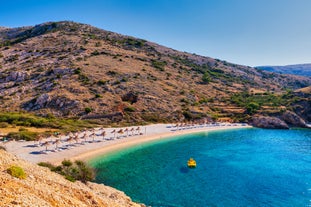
(117, 129, 124, 138)
(101, 131, 106, 140)
(66, 136, 75, 147)
(111, 129, 116, 139)
(42, 141, 51, 152)
(74, 135, 81, 144)
(90, 132, 96, 142)
(54, 139, 61, 150)
(36, 135, 43, 146)
(130, 128, 135, 136)
(124, 128, 129, 137)
(136, 127, 141, 135)
(99, 127, 104, 133)
(49, 134, 57, 141)
(81, 133, 88, 144)
(56, 133, 62, 142)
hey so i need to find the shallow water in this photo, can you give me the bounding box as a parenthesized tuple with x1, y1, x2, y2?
(90, 128, 311, 207)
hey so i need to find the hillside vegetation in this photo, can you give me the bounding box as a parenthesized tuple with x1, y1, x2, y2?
(0, 21, 310, 126)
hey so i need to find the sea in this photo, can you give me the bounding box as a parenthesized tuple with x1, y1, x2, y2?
(89, 128, 311, 207)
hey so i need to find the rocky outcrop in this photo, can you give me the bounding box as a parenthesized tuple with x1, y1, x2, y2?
(250, 116, 289, 129)
(34, 93, 51, 109)
(5, 71, 29, 82)
(122, 92, 138, 104)
(281, 111, 307, 128)
(0, 149, 144, 207)
(23, 94, 80, 115)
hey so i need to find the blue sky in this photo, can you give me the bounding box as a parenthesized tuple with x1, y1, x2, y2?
(1, 0, 311, 66)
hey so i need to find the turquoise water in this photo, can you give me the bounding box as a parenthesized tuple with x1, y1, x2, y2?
(90, 128, 311, 207)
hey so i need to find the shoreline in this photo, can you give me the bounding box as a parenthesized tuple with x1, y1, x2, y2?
(4, 123, 252, 165)
(78, 124, 252, 163)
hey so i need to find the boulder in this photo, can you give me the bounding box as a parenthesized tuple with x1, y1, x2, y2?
(250, 116, 289, 129)
(122, 92, 138, 104)
(281, 111, 307, 128)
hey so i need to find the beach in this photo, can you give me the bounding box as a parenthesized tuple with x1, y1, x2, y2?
(3, 123, 251, 164)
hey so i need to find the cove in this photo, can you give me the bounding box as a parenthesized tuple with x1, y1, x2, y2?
(90, 128, 311, 207)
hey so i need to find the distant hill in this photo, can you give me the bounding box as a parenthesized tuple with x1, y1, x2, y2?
(0, 21, 311, 124)
(257, 64, 311, 77)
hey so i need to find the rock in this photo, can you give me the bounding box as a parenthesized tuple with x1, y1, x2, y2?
(52, 68, 74, 75)
(122, 92, 138, 104)
(34, 93, 51, 109)
(5, 71, 29, 82)
(281, 111, 307, 128)
(250, 115, 289, 129)
(0, 150, 145, 207)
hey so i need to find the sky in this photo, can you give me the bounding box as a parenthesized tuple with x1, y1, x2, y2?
(0, 0, 311, 67)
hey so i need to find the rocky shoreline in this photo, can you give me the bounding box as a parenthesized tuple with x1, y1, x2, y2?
(0, 149, 145, 207)
(250, 110, 309, 129)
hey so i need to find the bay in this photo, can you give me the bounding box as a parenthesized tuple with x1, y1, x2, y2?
(90, 128, 311, 207)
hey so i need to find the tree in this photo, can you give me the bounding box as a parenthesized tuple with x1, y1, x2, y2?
(246, 102, 260, 114)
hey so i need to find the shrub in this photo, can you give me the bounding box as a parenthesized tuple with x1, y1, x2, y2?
(84, 107, 92, 114)
(91, 50, 100, 56)
(78, 73, 90, 83)
(65, 175, 76, 182)
(62, 159, 73, 167)
(74, 160, 95, 183)
(74, 68, 81, 74)
(202, 72, 211, 84)
(0, 122, 9, 128)
(151, 60, 166, 71)
(95, 94, 102, 98)
(19, 127, 28, 132)
(38, 162, 55, 169)
(7, 166, 27, 179)
(124, 106, 136, 112)
(37, 159, 95, 183)
(97, 80, 107, 85)
(7, 131, 38, 141)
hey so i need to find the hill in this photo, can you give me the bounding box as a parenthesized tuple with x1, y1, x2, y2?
(257, 64, 311, 77)
(0, 149, 143, 206)
(0, 21, 311, 125)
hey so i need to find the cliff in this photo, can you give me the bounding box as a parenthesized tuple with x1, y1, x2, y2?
(0, 149, 144, 207)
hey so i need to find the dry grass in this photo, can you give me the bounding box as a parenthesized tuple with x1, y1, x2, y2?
(0, 126, 56, 134)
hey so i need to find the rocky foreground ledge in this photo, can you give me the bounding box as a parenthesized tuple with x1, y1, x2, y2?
(0, 149, 145, 207)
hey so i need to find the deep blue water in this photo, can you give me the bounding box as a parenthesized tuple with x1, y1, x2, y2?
(90, 128, 311, 207)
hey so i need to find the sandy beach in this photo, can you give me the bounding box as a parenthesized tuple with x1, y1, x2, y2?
(3, 123, 251, 164)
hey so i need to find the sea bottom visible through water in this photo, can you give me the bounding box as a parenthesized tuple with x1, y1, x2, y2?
(90, 128, 311, 207)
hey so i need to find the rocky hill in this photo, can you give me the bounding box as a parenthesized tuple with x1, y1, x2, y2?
(0, 149, 144, 207)
(257, 64, 311, 77)
(0, 21, 310, 124)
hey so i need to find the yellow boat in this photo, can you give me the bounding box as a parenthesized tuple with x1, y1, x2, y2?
(187, 158, 196, 168)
